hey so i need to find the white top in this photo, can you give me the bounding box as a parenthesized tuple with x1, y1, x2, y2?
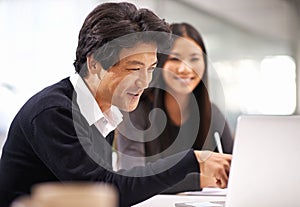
(69, 73, 123, 137)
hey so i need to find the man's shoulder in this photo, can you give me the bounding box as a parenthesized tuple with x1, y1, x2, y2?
(39, 77, 73, 98)
(20, 78, 75, 116)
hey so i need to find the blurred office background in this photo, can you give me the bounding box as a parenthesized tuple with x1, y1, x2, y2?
(1, 0, 300, 152)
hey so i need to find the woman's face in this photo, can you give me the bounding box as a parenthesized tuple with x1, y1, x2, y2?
(162, 37, 205, 94)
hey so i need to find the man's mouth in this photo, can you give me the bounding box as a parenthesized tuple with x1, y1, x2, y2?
(127, 91, 142, 97)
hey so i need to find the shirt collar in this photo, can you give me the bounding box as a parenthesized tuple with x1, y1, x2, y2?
(69, 73, 123, 136)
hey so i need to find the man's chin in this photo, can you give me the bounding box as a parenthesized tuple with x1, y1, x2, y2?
(125, 105, 138, 112)
(118, 103, 138, 112)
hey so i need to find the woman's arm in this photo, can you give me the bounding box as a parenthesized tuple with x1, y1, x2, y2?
(211, 103, 234, 154)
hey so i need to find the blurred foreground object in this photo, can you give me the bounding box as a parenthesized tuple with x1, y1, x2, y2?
(11, 182, 118, 207)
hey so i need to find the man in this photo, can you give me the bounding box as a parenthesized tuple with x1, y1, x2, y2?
(0, 2, 231, 207)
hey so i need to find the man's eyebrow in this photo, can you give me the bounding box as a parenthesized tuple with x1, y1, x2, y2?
(125, 60, 146, 66)
(126, 60, 158, 66)
(150, 61, 158, 66)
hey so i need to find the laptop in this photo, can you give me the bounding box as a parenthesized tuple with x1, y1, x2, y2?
(176, 115, 300, 207)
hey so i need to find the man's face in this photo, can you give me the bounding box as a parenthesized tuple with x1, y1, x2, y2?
(97, 42, 157, 112)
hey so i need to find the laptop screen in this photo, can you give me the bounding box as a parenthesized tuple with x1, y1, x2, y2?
(175, 115, 300, 207)
(225, 115, 300, 207)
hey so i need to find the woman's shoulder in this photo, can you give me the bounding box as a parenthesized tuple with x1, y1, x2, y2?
(211, 102, 225, 119)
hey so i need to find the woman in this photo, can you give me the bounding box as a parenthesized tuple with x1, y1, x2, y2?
(116, 22, 233, 192)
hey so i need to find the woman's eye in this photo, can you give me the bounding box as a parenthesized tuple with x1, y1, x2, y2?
(168, 57, 180, 61)
(191, 58, 200, 62)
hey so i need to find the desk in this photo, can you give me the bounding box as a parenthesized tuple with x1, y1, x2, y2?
(132, 194, 226, 207)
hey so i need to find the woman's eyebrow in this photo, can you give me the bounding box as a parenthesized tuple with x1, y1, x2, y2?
(190, 52, 202, 56)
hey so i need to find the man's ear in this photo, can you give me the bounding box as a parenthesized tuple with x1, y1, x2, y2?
(86, 54, 107, 81)
(87, 55, 101, 76)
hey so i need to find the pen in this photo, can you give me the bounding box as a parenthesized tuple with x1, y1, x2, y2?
(214, 132, 223, 154)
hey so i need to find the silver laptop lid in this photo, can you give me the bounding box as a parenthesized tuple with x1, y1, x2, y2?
(226, 115, 300, 207)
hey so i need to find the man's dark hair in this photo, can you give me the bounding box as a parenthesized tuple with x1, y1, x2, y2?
(73, 2, 170, 77)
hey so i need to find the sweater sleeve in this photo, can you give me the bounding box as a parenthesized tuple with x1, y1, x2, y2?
(115, 99, 151, 170)
(116, 130, 146, 169)
(30, 107, 199, 207)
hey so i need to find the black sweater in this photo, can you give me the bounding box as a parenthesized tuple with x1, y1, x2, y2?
(0, 78, 199, 207)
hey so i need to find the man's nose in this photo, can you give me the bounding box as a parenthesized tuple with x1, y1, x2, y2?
(135, 70, 151, 89)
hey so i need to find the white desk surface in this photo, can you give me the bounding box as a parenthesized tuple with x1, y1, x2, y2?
(132, 194, 226, 207)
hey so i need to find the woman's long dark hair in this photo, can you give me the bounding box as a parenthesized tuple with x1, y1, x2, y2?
(144, 22, 212, 152)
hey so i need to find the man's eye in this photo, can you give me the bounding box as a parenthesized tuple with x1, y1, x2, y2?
(126, 68, 140, 71)
(147, 67, 156, 73)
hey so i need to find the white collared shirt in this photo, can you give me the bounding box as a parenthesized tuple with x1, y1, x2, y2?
(69, 73, 123, 137)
